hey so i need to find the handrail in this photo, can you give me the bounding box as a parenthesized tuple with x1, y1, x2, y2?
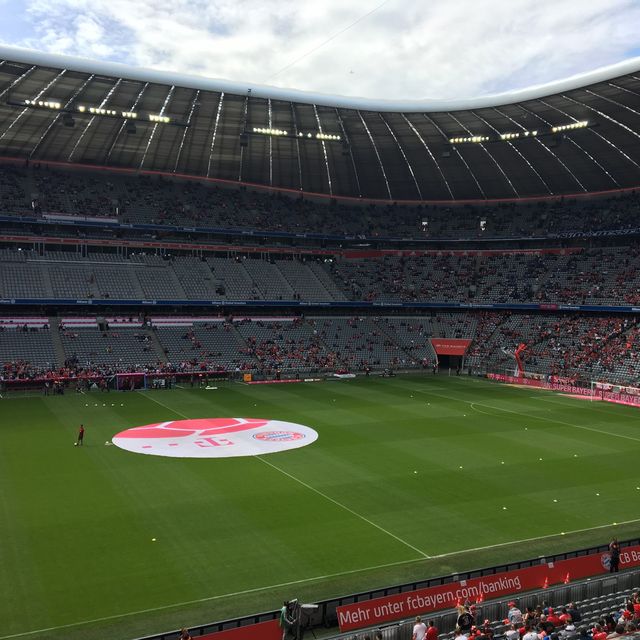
(133, 538, 640, 640)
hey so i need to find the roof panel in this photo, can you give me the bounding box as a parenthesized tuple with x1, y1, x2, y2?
(1, 50, 640, 202)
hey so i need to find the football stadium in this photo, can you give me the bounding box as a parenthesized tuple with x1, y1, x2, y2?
(2, 28, 640, 640)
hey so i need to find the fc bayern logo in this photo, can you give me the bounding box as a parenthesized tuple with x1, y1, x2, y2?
(601, 553, 612, 570)
(253, 431, 305, 442)
(112, 418, 317, 459)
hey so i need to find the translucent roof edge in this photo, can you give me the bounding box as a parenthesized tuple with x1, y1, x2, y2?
(1, 44, 640, 112)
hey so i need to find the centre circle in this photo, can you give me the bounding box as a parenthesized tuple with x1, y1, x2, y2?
(111, 417, 318, 458)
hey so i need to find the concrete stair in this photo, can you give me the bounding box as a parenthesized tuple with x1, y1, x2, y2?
(48, 317, 67, 366)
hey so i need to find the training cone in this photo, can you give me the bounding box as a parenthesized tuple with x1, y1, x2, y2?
(542, 576, 549, 589)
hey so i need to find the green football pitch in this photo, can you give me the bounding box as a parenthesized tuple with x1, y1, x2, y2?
(2, 375, 640, 640)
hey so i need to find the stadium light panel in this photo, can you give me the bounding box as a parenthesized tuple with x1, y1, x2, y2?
(24, 99, 61, 110)
(551, 120, 588, 133)
(449, 135, 490, 144)
(251, 128, 340, 141)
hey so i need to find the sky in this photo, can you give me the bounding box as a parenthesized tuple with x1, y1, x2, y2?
(0, 0, 639, 100)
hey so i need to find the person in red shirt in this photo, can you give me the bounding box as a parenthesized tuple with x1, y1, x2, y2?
(546, 609, 562, 627)
(558, 609, 572, 626)
(592, 624, 607, 640)
(76, 424, 85, 446)
(426, 621, 439, 640)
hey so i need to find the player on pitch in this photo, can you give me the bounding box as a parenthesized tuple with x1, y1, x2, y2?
(76, 424, 85, 446)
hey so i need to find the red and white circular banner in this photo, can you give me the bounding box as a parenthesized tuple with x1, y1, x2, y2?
(112, 418, 318, 458)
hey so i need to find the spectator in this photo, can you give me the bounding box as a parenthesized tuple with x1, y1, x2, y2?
(560, 625, 576, 639)
(509, 603, 524, 625)
(605, 623, 625, 639)
(558, 609, 572, 626)
(592, 624, 607, 640)
(413, 617, 427, 640)
(609, 538, 621, 573)
(457, 606, 475, 634)
(547, 609, 562, 627)
(505, 624, 520, 640)
(566, 604, 581, 625)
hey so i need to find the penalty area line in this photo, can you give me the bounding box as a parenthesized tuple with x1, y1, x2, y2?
(0, 556, 425, 640)
(412, 387, 640, 445)
(469, 402, 497, 416)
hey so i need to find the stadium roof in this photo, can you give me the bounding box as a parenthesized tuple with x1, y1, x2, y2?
(1, 45, 640, 202)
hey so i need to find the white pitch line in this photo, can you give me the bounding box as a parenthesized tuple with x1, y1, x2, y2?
(256, 455, 431, 559)
(138, 390, 190, 417)
(138, 392, 431, 558)
(431, 516, 640, 559)
(8, 388, 638, 640)
(469, 402, 496, 416)
(6, 513, 640, 640)
(414, 387, 640, 445)
(0, 556, 426, 640)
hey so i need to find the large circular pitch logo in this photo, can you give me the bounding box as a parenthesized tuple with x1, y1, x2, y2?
(112, 418, 318, 458)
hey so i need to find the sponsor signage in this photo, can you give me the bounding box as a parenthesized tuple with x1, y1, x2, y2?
(1, 289, 640, 317)
(112, 417, 318, 458)
(43, 212, 119, 225)
(430, 338, 472, 356)
(337, 545, 640, 631)
(487, 374, 640, 408)
(245, 379, 303, 385)
(603, 391, 640, 408)
(0, 234, 585, 260)
(343, 248, 581, 259)
(0, 234, 335, 256)
(199, 619, 281, 640)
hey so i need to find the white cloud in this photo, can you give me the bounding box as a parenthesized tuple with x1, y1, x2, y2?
(7, 0, 640, 99)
